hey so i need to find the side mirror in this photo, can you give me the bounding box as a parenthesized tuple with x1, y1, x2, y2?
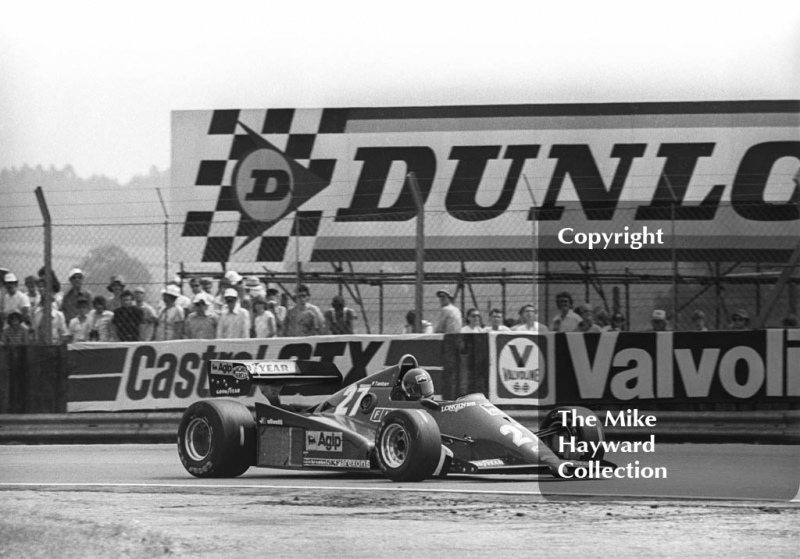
(419, 398, 441, 411)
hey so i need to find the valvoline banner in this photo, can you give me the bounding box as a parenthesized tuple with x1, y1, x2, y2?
(171, 101, 799, 269)
(488, 330, 800, 405)
(66, 335, 442, 412)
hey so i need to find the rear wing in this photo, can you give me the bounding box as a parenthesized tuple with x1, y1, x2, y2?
(208, 359, 342, 397)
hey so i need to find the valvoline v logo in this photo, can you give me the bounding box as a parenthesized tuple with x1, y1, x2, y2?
(231, 122, 332, 252)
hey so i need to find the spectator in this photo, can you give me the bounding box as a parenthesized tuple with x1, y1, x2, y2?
(61, 268, 93, 325)
(251, 295, 277, 338)
(284, 284, 326, 337)
(88, 295, 116, 341)
(32, 297, 68, 344)
(607, 312, 626, 332)
(1, 311, 30, 345)
(512, 304, 549, 332)
(188, 277, 204, 299)
(153, 285, 185, 341)
(550, 291, 581, 332)
(3, 273, 31, 327)
(781, 314, 799, 328)
(575, 304, 602, 333)
(185, 292, 218, 339)
(133, 287, 158, 341)
(266, 285, 287, 335)
(461, 308, 485, 333)
(486, 308, 510, 331)
(217, 288, 250, 339)
(691, 310, 709, 331)
(199, 277, 215, 296)
(728, 309, 750, 330)
(243, 276, 264, 311)
(648, 309, 669, 332)
(67, 296, 93, 343)
(112, 289, 144, 342)
(0, 266, 8, 322)
(24, 275, 40, 309)
(434, 289, 463, 334)
(170, 277, 192, 312)
(403, 310, 433, 334)
(594, 309, 610, 330)
(37, 267, 62, 308)
(325, 295, 357, 335)
(107, 275, 126, 311)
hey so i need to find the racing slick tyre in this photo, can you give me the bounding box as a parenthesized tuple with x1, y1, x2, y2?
(375, 409, 442, 482)
(540, 406, 605, 461)
(178, 399, 256, 478)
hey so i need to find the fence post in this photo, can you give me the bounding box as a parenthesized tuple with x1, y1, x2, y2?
(156, 187, 169, 285)
(34, 187, 53, 344)
(408, 172, 425, 333)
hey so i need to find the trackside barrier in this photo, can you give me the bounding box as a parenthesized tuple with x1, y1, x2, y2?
(1, 410, 797, 445)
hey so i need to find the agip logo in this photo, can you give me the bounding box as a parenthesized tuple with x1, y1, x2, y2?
(496, 336, 547, 399)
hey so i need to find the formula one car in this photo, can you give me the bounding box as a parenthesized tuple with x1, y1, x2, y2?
(177, 355, 606, 481)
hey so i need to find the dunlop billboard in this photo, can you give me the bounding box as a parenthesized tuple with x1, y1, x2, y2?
(171, 101, 800, 266)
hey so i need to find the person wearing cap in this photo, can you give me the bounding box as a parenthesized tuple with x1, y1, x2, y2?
(512, 304, 550, 333)
(648, 309, 669, 332)
(265, 285, 287, 335)
(106, 275, 126, 311)
(550, 291, 582, 332)
(185, 292, 218, 340)
(133, 287, 158, 341)
(88, 295, 116, 341)
(434, 288, 463, 334)
(152, 285, 185, 341)
(324, 295, 357, 335)
(728, 309, 751, 330)
(691, 310, 709, 331)
(61, 268, 93, 325)
(112, 289, 145, 342)
(1, 310, 30, 345)
(284, 284, 326, 337)
(251, 295, 277, 338)
(3, 272, 31, 327)
(66, 296, 93, 343)
(241, 276, 264, 311)
(217, 288, 250, 339)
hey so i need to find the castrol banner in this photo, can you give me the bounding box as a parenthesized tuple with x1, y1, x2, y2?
(488, 330, 800, 405)
(66, 335, 442, 412)
(171, 101, 799, 267)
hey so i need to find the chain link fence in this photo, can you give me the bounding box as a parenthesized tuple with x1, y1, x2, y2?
(2, 199, 798, 335)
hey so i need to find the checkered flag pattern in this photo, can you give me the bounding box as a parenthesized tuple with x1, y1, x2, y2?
(181, 108, 344, 264)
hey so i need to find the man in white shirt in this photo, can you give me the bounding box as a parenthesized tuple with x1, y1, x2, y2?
(512, 304, 549, 332)
(3, 273, 31, 327)
(434, 288, 462, 334)
(216, 288, 250, 339)
(549, 291, 581, 332)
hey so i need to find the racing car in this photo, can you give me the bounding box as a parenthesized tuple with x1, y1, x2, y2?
(177, 354, 607, 481)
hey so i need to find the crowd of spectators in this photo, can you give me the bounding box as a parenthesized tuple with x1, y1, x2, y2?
(0, 267, 360, 345)
(1, 267, 797, 346)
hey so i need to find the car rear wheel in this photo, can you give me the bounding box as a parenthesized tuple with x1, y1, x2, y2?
(376, 409, 442, 482)
(177, 399, 256, 478)
(540, 406, 605, 461)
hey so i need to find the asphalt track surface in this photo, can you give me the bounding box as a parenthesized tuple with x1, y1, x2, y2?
(1, 443, 799, 501)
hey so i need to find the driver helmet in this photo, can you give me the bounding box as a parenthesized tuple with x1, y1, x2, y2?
(401, 368, 434, 400)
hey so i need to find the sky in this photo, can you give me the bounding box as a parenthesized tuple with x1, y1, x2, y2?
(1, 0, 799, 183)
